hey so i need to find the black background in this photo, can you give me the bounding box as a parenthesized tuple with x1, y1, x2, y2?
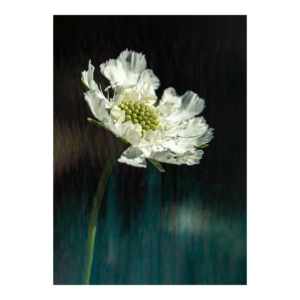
(54, 16, 246, 284)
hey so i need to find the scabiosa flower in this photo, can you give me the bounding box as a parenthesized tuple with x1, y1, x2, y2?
(81, 49, 214, 169)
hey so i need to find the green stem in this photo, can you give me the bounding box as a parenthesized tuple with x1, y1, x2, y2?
(82, 139, 125, 285)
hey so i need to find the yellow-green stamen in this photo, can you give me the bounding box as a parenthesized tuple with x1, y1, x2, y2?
(118, 100, 161, 136)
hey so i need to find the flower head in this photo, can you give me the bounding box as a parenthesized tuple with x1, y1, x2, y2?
(81, 49, 214, 169)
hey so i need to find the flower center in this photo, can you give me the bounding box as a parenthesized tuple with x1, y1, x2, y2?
(118, 100, 160, 136)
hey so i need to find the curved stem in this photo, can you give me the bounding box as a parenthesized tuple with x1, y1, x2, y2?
(82, 139, 125, 285)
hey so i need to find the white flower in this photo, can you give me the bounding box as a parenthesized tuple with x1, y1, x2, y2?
(81, 49, 214, 169)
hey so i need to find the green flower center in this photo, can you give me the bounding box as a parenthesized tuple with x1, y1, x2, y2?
(118, 100, 160, 136)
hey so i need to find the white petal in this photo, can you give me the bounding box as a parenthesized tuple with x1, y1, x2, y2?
(161, 127, 214, 154)
(160, 88, 205, 123)
(84, 90, 107, 121)
(138, 139, 158, 157)
(144, 94, 157, 101)
(118, 49, 147, 85)
(118, 146, 147, 168)
(118, 121, 142, 146)
(110, 107, 125, 123)
(138, 81, 158, 106)
(143, 130, 157, 144)
(195, 128, 214, 146)
(140, 127, 165, 152)
(114, 84, 136, 95)
(136, 69, 160, 95)
(154, 102, 174, 118)
(142, 98, 157, 107)
(148, 149, 178, 164)
(154, 126, 165, 140)
(159, 117, 173, 131)
(81, 60, 99, 91)
(149, 149, 204, 166)
(84, 90, 119, 134)
(159, 87, 177, 106)
(100, 59, 127, 86)
(124, 90, 139, 102)
(135, 81, 157, 100)
(160, 139, 194, 154)
(121, 119, 143, 135)
(178, 150, 204, 166)
(112, 94, 124, 106)
(139, 146, 152, 158)
(151, 144, 165, 152)
(165, 117, 208, 138)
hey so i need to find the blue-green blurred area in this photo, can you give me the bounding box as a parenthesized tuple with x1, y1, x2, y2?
(54, 154, 246, 284)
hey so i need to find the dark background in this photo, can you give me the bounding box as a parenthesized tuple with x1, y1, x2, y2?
(54, 16, 246, 284)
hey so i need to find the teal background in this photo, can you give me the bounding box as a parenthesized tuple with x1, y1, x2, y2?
(54, 16, 246, 284)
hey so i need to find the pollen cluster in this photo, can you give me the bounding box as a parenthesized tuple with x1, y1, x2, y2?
(118, 100, 160, 136)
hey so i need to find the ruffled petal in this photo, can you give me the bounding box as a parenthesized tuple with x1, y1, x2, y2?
(111, 94, 124, 106)
(136, 69, 160, 95)
(160, 139, 195, 154)
(139, 146, 152, 158)
(82, 61, 111, 108)
(135, 81, 157, 100)
(159, 87, 177, 105)
(118, 49, 147, 85)
(154, 102, 174, 118)
(137, 139, 158, 157)
(84, 90, 118, 134)
(84, 90, 107, 121)
(118, 121, 142, 146)
(81, 60, 99, 91)
(165, 117, 209, 138)
(195, 128, 214, 147)
(110, 106, 125, 123)
(151, 144, 165, 152)
(139, 127, 165, 154)
(159, 118, 173, 131)
(149, 149, 204, 166)
(138, 81, 158, 106)
(100, 59, 127, 86)
(148, 149, 179, 164)
(118, 146, 147, 168)
(159, 88, 205, 123)
(143, 130, 158, 144)
(160, 127, 214, 154)
(126, 121, 143, 135)
(114, 84, 136, 95)
(178, 150, 204, 166)
(154, 126, 165, 140)
(141, 96, 157, 107)
(124, 90, 139, 102)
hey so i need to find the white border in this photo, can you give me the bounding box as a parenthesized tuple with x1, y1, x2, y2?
(52, 13, 248, 287)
